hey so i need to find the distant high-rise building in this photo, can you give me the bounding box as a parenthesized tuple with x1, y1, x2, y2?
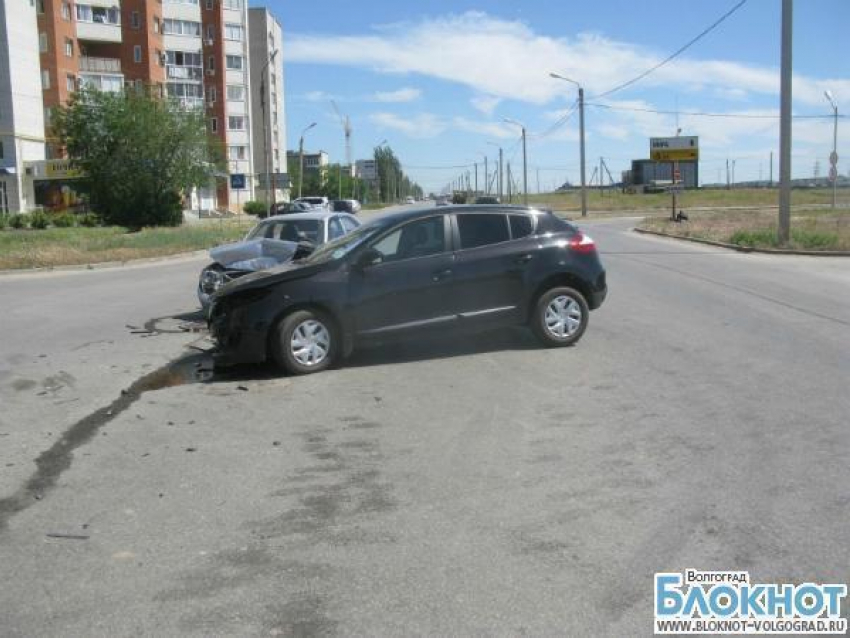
(0, 0, 286, 213)
(248, 7, 286, 203)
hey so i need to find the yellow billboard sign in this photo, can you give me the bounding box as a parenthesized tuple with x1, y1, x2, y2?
(650, 136, 699, 162)
(44, 159, 84, 179)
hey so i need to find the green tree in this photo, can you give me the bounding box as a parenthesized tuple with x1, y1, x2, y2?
(54, 87, 223, 228)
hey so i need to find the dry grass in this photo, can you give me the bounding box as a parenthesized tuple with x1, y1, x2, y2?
(0, 220, 252, 270)
(526, 187, 845, 212)
(638, 208, 850, 251)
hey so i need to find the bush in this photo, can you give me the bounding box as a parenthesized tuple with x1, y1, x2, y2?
(29, 211, 50, 229)
(0, 215, 6, 230)
(79, 212, 100, 227)
(52, 212, 77, 228)
(9, 213, 27, 229)
(452, 193, 468, 205)
(242, 200, 268, 217)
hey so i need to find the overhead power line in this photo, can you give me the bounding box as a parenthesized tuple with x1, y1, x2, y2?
(531, 100, 579, 140)
(588, 102, 846, 119)
(590, 0, 750, 100)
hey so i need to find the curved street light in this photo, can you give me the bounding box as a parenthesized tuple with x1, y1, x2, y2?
(503, 118, 528, 205)
(550, 72, 587, 217)
(298, 122, 317, 199)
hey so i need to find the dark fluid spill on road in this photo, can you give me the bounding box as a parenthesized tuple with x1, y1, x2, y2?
(0, 352, 212, 530)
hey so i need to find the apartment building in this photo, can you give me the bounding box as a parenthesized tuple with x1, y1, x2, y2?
(0, 0, 286, 213)
(248, 7, 286, 203)
(0, 0, 46, 214)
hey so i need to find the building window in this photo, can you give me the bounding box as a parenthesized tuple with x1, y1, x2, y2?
(223, 23, 243, 41)
(207, 55, 215, 73)
(134, 45, 142, 63)
(210, 118, 218, 133)
(43, 107, 53, 126)
(166, 51, 203, 80)
(225, 55, 242, 70)
(131, 11, 140, 29)
(205, 0, 213, 9)
(76, 5, 121, 25)
(206, 25, 214, 41)
(66, 74, 76, 92)
(155, 49, 164, 67)
(36, 0, 45, 13)
(207, 86, 216, 102)
(64, 38, 74, 58)
(39, 32, 48, 53)
(166, 82, 204, 108)
(226, 84, 244, 101)
(163, 19, 201, 36)
(223, 0, 242, 8)
(0, 141, 4, 160)
(153, 17, 160, 33)
(41, 70, 50, 90)
(228, 146, 247, 161)
(227, 115, 246, 130)
(164, 0, 199, 4)
(61, 2, 70, 20)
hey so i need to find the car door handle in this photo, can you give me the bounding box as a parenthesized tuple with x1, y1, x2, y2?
(515, 254, 534, 265)
(432, 268, 453, 282)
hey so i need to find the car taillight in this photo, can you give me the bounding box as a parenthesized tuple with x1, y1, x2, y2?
(568, 232, 596, 254)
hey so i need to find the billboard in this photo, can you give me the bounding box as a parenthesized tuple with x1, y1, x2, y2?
(650, 136, 699, 162)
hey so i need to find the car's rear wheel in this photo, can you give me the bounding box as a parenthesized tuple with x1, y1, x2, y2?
(272, 309, 337, 375)
(531, 286, 589, 347)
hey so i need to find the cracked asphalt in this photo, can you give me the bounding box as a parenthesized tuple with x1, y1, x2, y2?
(0, 218, 848, 636)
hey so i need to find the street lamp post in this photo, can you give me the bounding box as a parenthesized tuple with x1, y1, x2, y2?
(486, 142, 503, 200)
(550, 72, 587, 217)
(298, 122, 317, 199)
(825, 90, 839, 210)
(259, 49, 278, 216)
(503, 118, 528, 206)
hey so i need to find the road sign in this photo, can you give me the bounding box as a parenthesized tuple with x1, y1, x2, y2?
(829, 166, 838, 182)
(229, 173, 246, 190)
(257, 172, 291, 189)
(650, 136, 699, 162)
(830, 151, 839, 166)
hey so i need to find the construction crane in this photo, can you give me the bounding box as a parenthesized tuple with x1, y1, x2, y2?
(330, 100, 353, 198)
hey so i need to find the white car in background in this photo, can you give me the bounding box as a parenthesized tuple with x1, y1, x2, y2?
(198, 211, 360, 309)
(294, 196, 330, 210)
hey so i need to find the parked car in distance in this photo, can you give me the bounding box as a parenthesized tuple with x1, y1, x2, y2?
(332, 199, 362, 214)
(474, 196, 501, 204)
(294, 196, 330, 210)
(270, 201, 312, 216)
(405, 196, 415, 204)
(198, 211, 360, 309)
(435, 196, 450, 206)
(209, 205, 607, 375)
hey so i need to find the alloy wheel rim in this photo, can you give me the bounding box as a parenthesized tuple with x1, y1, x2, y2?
(289, 319, 331, 366)
(544, 295, 582, 338)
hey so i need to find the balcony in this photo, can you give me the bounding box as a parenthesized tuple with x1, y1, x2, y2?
(76, 21, 122, 43)
(79, 56, 121, 73)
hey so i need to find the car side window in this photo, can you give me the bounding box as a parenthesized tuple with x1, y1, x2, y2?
(371, 216, 445, 262)
(341, 216, 359, 233)
(328, 217, 345, 241)
(457, 213, 509, 249)
(509, 214, 534, 239)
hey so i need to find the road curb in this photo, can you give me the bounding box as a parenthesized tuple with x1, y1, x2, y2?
(633, 228, 850, 256)
(0, 249, 209, 277)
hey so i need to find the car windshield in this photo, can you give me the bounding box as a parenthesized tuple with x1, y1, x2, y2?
(301, 219, 387, 264)
(246, 219, 323, 243)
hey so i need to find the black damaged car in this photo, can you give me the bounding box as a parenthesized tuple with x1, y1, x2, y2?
(208, 206, 607, 375)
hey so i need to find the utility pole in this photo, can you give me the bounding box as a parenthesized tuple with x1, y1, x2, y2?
(549, 73, 587, 217)
(484, 156, 489, 195)
(726, 159, 730, 190)
(499, 147, 504, 200)
(474, 162, 478, 195)
(537, 168, 540, 195)
(778, 0, 793, 244)
(824, 90, 839, 209)
(298, 122, 317, 199)
(770, 151, 774, 187)
(504, 118, 528, 206)
(732, 160, 736, 188)
(506, 163, 512, 203)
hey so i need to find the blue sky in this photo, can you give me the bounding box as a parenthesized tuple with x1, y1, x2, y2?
(253, 0, 849, 192)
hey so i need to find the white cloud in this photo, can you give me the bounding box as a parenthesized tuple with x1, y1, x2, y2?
(470, 95, 502, 115)
(370, 112, 447, 138)
(303, 90, 332, 102)
(452, 117, 516, 139)
(287, 12, 849, 108)
(373, 87, 422, 103)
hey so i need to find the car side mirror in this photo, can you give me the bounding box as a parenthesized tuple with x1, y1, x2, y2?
(354, 247, 382, 269)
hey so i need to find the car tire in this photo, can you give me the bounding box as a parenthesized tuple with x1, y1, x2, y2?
(272, 309, 338, 375)
(531, 286, 589, 347)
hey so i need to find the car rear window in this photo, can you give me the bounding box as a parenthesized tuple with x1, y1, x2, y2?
(509, 214, 534, 239)
(457, 214, 509, 249)
(249, 220, 322, 243)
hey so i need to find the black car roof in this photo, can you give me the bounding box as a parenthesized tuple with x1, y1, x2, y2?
(372, 204, 552, 226)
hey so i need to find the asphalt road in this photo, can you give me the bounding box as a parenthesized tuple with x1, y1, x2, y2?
(1, 217, 848, 636)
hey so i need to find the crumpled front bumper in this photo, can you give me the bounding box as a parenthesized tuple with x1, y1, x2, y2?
(208, 298, 269, 367)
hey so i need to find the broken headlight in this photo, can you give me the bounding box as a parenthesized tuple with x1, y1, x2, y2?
(200, 267, 225, 294)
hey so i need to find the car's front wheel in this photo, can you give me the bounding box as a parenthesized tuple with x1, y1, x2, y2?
(531, 286, 589, 347)
(272, 309, 337, 375)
